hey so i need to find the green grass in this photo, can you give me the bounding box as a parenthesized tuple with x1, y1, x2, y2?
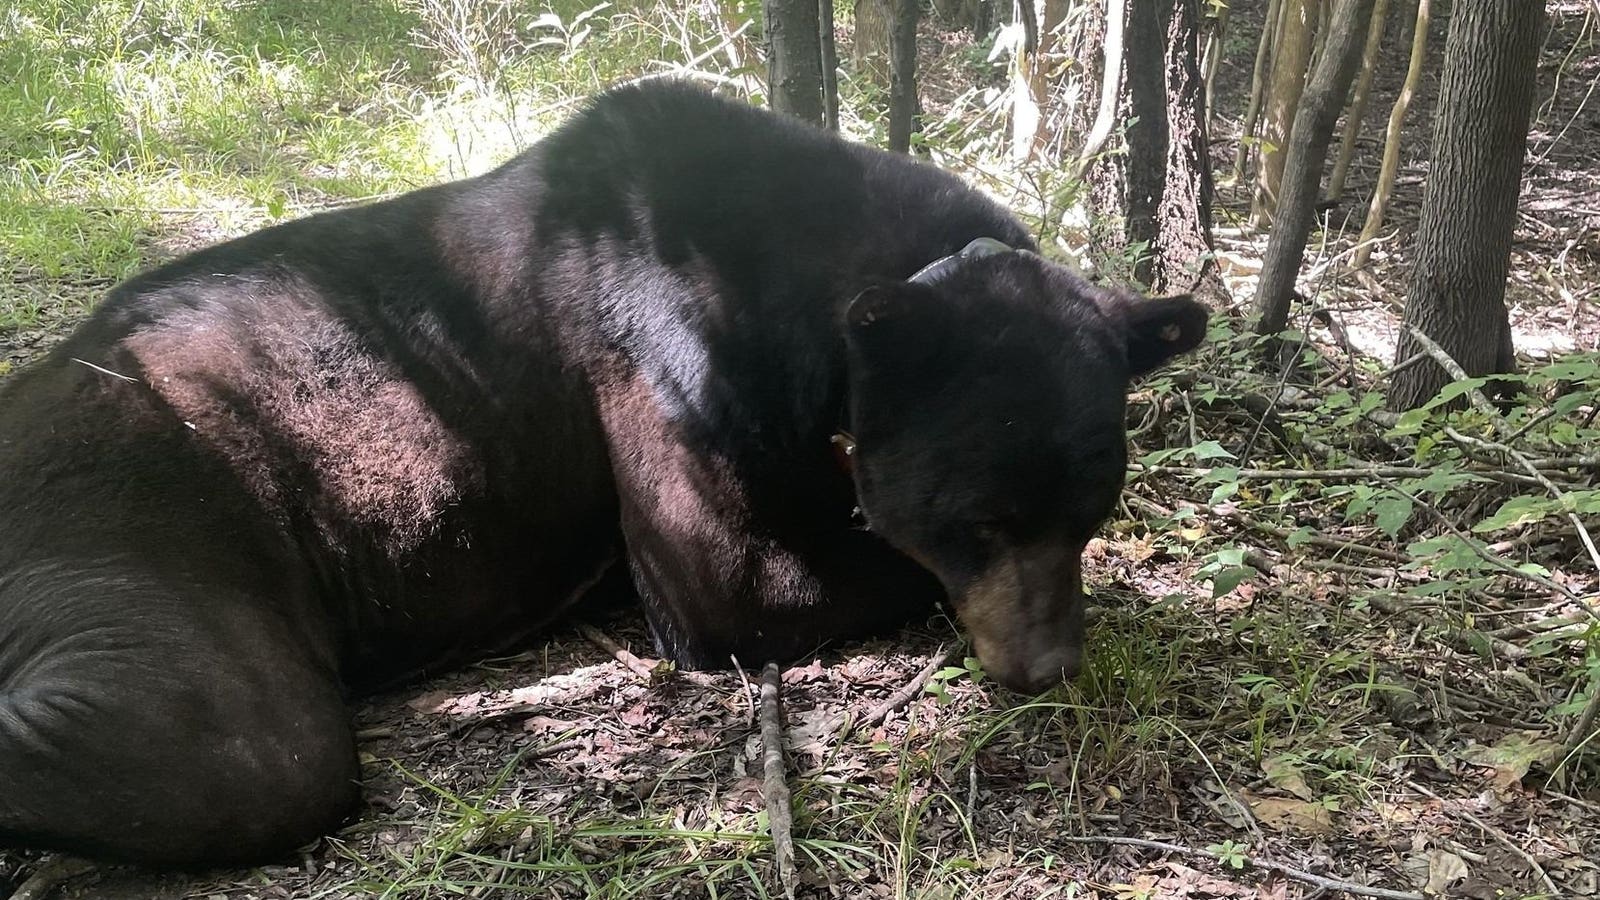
(0, 0, 749, 331)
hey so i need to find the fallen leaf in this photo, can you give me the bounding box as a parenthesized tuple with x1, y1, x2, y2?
(1458, 731, 1561, 795)
(787, 708, 848, 757)
(1245, 793, 1334, 834)
(1261, 754, 1315, 800)
(1424, 849, 1470, 895)
(618, 701, 661, 731)
(783, 659, 826, 684)
(406, 690, 454, 714)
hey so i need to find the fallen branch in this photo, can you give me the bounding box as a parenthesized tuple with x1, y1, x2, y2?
(9, 857, 95, 900)
(1053, 835, 1421, 900)
(1364, 594, 1529, 661)
(1560, 686, 1600, 775)
(1400, 323, 1506, 424)
(759, 661, 798, 900)
(579, 624, 668, 682)
(1133, 462, 1544, 488)
(853, 645, 957, 735)
(1406, 780, 1559, 896)
(1443, 424, 1600, 621)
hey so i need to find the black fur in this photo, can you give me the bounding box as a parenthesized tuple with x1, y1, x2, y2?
(0, 81, 1205, 865)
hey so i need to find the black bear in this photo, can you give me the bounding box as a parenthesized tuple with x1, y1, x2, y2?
(0, 81, 1207, 866)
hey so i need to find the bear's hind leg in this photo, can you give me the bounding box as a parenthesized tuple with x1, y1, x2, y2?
(0, 576, 359, 865)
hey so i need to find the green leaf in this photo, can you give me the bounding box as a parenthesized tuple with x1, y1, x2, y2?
(1473, 495, 1562, 533)
(1185, 440, 1236, 462)
(1211, 566, 1254, 599)
(1373, 495, 1413, 538)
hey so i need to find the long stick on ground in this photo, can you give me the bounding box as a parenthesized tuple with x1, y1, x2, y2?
(578, 624, 665, 682)
(759, 661, 798, 900)
(1406, 781, 1560, 896)
(1354, 0, 1431, 269)
(9, 857, 95, 900)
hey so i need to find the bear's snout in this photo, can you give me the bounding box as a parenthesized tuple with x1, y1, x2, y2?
(955, 539, 1087, 694)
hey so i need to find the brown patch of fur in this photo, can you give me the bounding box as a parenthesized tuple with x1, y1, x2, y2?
(124, 277, 481, 555)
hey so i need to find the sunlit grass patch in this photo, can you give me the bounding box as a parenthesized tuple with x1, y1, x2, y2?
(0, 0, 741, 333)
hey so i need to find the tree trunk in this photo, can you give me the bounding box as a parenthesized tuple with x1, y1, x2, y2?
(764, 0, 825, 124)
(1326, 0, 1389, 203)
(853, 0, 891, 84)
(1202, 2, 1230, 130)
(1253, 0, 1376, 337)
(1251, 0, 1319, 226)
(1354, 0, 1430, 269)
(886, 0, 920, 152)
(1077, 0, 1128, 178)
(1233, 0, 1282, 185)
(1124, 0, 1168, 286)
(1012, 0, 1068, 160)
(820, 0, 840, 130)
(1388, 2, 1545, 411)
(1152, 0, 1225, 303)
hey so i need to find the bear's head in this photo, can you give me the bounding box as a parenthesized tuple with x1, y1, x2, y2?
(843, 245, 1207, 694)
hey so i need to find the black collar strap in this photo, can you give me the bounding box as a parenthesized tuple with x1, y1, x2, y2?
(906, 236, 1017, 284)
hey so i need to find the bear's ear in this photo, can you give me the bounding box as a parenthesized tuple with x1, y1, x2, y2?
(1122, 294, 1209, 375)
(844, 282, 951, 374)
(846, 283, 924, 329)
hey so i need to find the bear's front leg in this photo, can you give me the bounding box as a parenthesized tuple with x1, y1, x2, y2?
(597, 376, 944, 668)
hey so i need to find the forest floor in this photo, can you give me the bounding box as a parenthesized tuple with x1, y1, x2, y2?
(2, 1, 1599, 898)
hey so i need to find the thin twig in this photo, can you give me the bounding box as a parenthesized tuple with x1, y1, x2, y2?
(1375, 474, 1579, 603)
(731, 653, 756, 729)
(1399, 323, 1506, 424)
(1560, 686, 1600, 774)
(759, 661, 798, 900)
(853, 645, 957, 734)
(1406, 780, 1560, 896)
(1444, 425, 1600, 619)
(1053, 835, 1422, 900)
(578, 623, 667, 682)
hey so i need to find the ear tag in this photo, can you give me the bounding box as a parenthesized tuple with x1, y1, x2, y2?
(831, 431, 858, 472)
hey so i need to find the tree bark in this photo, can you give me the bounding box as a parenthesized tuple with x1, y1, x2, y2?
(1251, 0, 1319, 226)
(764, 0, 825, 125)
(1253, 0, 1376, 337)
(886, 0, 919, 152)
(1124, 0, 1168, 286)
(1354, 0, 1430, 269)
(1012, 0, 1068, 161)
(1151, 0, 1225, 302)
(1388, 2, 1546, 411)
(853, 0, 890, 84)
(1326, 0, 1389, 203)
(1077, 0, 1128, 178)
(1233, 0, 1283, 185)
(820, 0, 840, 130)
